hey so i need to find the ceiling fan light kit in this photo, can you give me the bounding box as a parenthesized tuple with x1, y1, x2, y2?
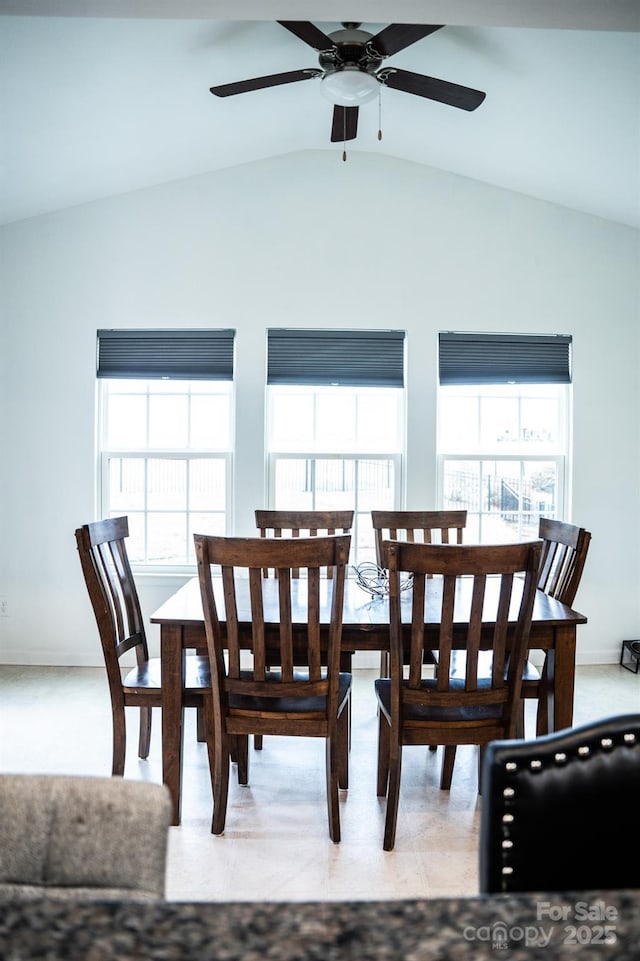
(320, 67, 380, 106)
(209, 21, 486, 148)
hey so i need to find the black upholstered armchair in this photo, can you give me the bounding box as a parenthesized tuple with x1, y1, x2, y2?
(480, 714, 640, 894)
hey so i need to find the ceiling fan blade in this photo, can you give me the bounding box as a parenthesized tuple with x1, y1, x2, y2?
(210, 69, 321, 98)
(380, 68, 486, 111)
(277, 21, 335, 51)
(369, 24, 444, 57)
(331, 105, 358, 142)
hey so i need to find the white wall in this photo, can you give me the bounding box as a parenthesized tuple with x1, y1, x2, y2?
(0, 150, 638, 666)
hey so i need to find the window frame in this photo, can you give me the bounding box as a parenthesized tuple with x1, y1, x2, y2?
(265, 375, 406, 568)
(97, 377, 234, 574)
(436, 379, 572, 542)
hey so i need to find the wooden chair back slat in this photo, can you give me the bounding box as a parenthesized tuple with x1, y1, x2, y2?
(248, 567, 266, 678)
(465, 574, 487, 690)
(307, 568, 322, 681)
(408, 575, 426, 688)
(276, 568, 294, 681)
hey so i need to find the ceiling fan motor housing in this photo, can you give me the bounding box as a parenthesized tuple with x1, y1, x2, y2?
(319, 26, 383, 76)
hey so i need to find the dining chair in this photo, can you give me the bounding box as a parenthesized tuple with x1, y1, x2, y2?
(194, 533, 352, 842)
(253, 512, 355, 651)
(437, 517, 592, 786)
(523, 517, 592, 734)
(0, 773, 172, 900)
(371, 510, 468, 676)
(479, 714, 640, 894)
(254, 508, 355, 752)
(75, 516, 211, 776)
(376, 538, 541, 851)
(255, 509, 354, 578)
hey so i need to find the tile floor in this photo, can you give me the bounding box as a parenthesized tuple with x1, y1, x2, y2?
(1, 663, 637, 902)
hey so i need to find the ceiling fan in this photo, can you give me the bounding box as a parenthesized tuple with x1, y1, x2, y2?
(209, 22, 486, 145)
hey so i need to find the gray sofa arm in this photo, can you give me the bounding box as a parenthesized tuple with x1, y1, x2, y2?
(0, 775, 172, 899)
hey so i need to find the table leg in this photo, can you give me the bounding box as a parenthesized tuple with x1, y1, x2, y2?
(161, 624, 185, 826)
(549, 624, 576, 733)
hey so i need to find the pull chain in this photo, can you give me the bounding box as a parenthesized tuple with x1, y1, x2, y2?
(343, 109, 347, 161)
(378, 87, 383, 141)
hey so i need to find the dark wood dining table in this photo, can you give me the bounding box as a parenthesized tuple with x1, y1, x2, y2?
(151, 576, 587, 824)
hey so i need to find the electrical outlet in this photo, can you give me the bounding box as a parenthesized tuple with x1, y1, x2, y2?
(0, 598, 7, 617)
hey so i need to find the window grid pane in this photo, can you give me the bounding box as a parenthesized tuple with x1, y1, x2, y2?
(442, 455, 563, 543)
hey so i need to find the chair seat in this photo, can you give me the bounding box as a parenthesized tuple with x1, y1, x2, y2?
(123, 654, 211, 692)
(230, 671, 351, 716)
(375, 676, 503, 724)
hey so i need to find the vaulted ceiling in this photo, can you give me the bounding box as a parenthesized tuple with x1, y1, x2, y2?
(1, 1, 639, 227)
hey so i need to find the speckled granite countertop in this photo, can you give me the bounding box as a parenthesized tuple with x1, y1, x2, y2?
(1, 892, 639, 960)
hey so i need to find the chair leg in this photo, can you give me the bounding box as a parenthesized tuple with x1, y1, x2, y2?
(515, 699, 526, 739)
(337, 699, 350, 790)
(138, 705, 152, 760)
(211, 738, 231, 836)
(111, 705, 127, 776)
(536, 651, 554, 736)
(254, 735, 263, 750)
(203, 699, 230, 836)
(197, 705, 206, 743)
(325, 735, 341, 843)
(440, 746, 456, 790)
(376, 711, 390, 797)
(235, 735, 249, 785)
(383, 744, 402, 851)
(339, 653, 354, 751)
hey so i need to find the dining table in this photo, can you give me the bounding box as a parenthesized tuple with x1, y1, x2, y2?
(151, 575, 587, 825)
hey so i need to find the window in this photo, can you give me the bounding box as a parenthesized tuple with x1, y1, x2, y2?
(97, 329, 234, 571)
(437, 333, 571, 543)
(267, 330, 405, 566)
